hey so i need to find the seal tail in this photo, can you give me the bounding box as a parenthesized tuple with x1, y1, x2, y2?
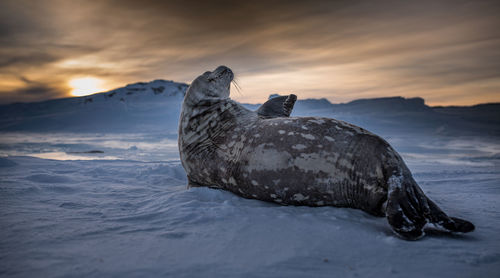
(385, 173, 474, 240)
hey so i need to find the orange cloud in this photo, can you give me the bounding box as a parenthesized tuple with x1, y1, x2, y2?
(0, 0, 499, 105)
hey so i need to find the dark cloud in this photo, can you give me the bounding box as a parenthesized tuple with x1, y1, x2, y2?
(0, 0, 499, 105)
(11, 85, 62, 97)
(0, 78, 66, 104)
(0, 53, 57, 69)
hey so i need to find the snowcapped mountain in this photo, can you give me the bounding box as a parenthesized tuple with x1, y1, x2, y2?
(0, 80, 188, 133)
(0, 80, 499, 137)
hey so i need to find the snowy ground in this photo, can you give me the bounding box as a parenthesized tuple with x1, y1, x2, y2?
(1, 132, 499, 277)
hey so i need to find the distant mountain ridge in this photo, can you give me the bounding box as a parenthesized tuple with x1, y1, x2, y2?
(0, 80, 499, 137)
(0, 80, 188, 133)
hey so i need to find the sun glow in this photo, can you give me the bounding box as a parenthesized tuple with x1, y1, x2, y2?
(69, 77, 107, 96)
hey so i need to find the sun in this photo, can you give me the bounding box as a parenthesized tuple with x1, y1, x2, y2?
(69, 77, 107, 96)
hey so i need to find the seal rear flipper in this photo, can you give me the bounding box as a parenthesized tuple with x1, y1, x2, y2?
(257, 94, 297, 119)
(425, 197, 475, 233)
(448, 217, 475, 233)
(386, 173, 475, 239)
(386, 184, 427, 240)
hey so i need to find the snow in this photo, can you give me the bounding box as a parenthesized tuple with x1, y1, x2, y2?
(1, 132, 499, 277)
(1, 84, 500, 277)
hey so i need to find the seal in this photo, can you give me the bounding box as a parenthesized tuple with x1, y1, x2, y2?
(178, 65, 475, 240)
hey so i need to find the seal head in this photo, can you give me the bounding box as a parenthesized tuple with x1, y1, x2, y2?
(184, 65, 234, 106)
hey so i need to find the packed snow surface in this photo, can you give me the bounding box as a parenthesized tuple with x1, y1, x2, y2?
(1, 82, 499, 277)
(1, 132, 499, 277)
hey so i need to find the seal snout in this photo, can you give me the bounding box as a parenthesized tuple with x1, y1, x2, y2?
(213, 65, 234, 81)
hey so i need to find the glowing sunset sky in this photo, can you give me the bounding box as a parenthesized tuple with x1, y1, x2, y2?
(0, 0, 499, 105)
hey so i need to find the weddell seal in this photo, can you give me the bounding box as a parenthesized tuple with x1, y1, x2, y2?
(178, 65, 475, 240)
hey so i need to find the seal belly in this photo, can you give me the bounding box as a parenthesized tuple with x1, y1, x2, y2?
(234, 117, 389, 215)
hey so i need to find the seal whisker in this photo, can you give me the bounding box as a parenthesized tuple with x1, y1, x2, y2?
(232, 78, 242, 95)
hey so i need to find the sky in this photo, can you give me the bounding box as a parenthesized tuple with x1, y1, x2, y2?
(0, 0, 499, 106)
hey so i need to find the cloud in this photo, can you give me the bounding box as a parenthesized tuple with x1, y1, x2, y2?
(11, 85, 62, 97)
(0, 77, 66, 104)
(0, 0, 499, 105)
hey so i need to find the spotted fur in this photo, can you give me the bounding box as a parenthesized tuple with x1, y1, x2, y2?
(178, 66, 475, 240)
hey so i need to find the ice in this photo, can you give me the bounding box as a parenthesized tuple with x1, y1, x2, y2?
(1, 86, 499, 277)
(1, 132, 499, 277)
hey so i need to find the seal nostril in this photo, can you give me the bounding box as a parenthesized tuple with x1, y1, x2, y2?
(215, 66, 233, 81)
(215, 66, 231, 74)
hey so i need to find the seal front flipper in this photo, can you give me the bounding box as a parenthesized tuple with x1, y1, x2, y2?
(256, 94, 297, 119)
(187, 179, 204, 188)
